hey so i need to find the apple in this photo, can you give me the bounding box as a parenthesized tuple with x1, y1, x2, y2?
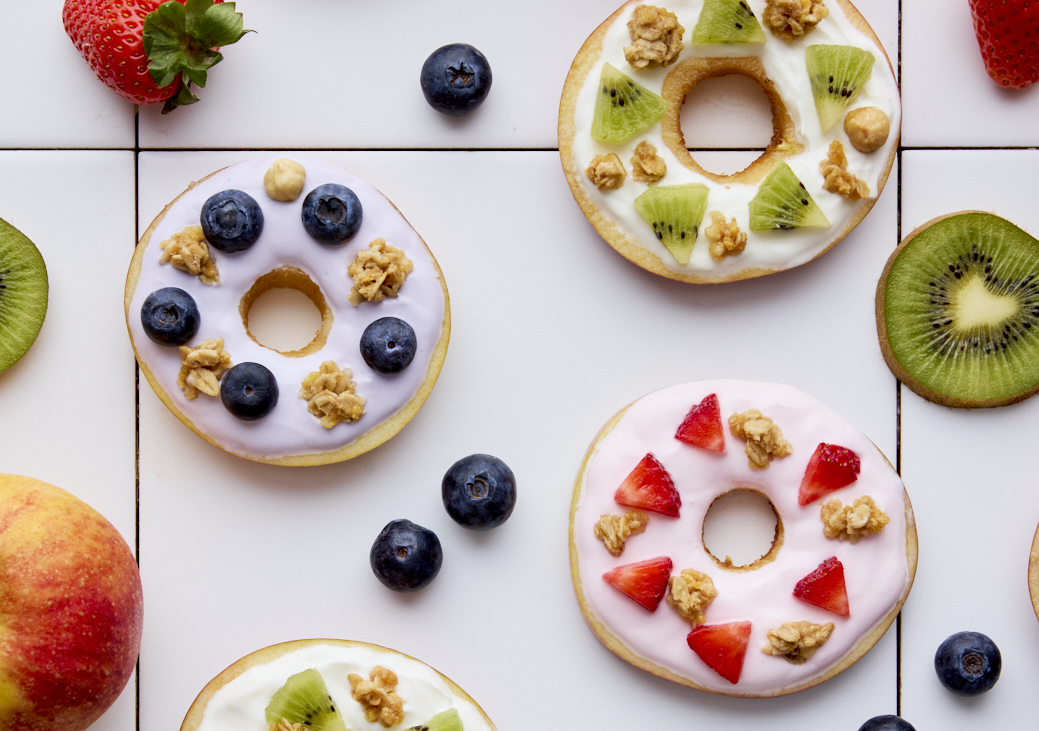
(0, 474, 143, 731)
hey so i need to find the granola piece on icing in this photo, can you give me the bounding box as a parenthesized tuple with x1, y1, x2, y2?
(159, 224, 219, 285)
(299, 361, 365, 428)
(630, 141, 667, 184)
(624, 4, 685, 70)
(820, 140, 870, 201)
(820, 495, 890, 542)
(348, 666, 404, 728)
(704, 211, 748, 262)
(762, 0, 828, 41)
(269, 721, 303, 731)
(586, 153, 627, 190)
(347, 238, 414, 306)
(594, 510, 649, 556)
(728, 409, 793, 469)
(666, 568, 718, 625)
(176, 338, 232, 400)
(762, 620, 834, 664)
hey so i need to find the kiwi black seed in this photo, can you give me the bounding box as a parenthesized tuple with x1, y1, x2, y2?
(692, 0, 766, 44)
(877, 211, 1039, 408)
(0, 217, 48, 374)
(264, 669, 348, 731)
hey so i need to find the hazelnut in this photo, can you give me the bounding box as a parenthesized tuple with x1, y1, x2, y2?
(843, 107, 890, 153)
(263, 158, 306, 202)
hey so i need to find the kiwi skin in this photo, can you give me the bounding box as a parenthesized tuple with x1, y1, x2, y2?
(876, 210, 1039, 408)
(0, 217, 48, 373)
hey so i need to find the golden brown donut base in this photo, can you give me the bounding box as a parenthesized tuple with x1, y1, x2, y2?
(1028, 522, 1039, 621)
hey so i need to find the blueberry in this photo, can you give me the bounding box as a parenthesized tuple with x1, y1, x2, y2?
(420, 43, 492, 116)
(369, 519, 443, 592)
(442, 454, 517, 530)
(200, 189, 264, 253)
(301, 184, 362, 243)
(857, 716, 917, 731)
(220, 362, 279, 421)
(934, 631, 1001, 696)
(360, 317, 417, 374)
(141, 287, 200, 346)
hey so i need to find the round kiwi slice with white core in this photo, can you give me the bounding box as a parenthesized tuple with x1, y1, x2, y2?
(877, 211, 1039, 408)
(692, 0, 766, 44)
(0, 218, 48, 373)
(265, 668, 348, 731)
(591, 63, 669, 144)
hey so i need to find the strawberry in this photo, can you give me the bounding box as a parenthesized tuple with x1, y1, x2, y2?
(62, 0, 250, 113)
(602, 556, 673, 611)
(614, 453, 681, 517)
(686, 621, 753, 685)
(674, 393, 725, 453)
(968, 0, 1039, 88)
(797, 443, 861, 506)
(793, 557, 850, 617)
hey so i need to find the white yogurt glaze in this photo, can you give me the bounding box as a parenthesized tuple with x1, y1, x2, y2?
(569, 0, 901, 278)
(195, 642, 494, 731)
(128, 156, 446, 461)
(572, 380, 910, 695)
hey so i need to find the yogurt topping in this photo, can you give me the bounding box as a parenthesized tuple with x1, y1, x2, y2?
(572, 380, 910, 695)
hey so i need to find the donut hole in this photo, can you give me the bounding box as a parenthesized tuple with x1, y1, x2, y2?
(680, 75, 773, 174)
(702, 488, 783, 572)
(240, 267, 333, 357)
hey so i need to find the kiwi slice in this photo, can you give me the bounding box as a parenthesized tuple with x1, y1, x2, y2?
(748, 163, 829, 231)
(634, 184, 710, 264)
(591, 63, 669, 145)
(806, 45, 875, 132)
(692, 0, 766, 43)
(877, 211, 1039, 408)
(264, 669, 348, 731)
(0, 218, 48, 373)
(406, 708, 463, 731)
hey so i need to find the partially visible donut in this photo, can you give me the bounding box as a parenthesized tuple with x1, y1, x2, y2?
(1029, 522, 1039, 621)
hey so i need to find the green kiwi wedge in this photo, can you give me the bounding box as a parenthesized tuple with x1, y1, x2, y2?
(0, 217, 48, 374)
(634, 184, 710, 264)
(748, 163, 829, 231)
(265, 668, 348, 731)
(692, 0, 766, 44)
(591, 63, 669, 144)
(877, 211, 1039, 408)
(407, 708, 463, 731)
(806, 45, 875, 132)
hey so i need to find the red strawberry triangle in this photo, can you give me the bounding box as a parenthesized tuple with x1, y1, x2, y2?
(793, 557, 850, 617)
(797, 443, 861, 506)
(614, 453, 681, 517)
(675, 393, 725, 453)
(602, 556, 673, 611)
(687, 621, 753, 684)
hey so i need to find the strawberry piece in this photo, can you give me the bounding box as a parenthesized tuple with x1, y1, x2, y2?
(797, 443, 861, 506)
(793, 557, 850, 617)
(968, 0, 1039, 89)
(686, 621, 753, 685)
(602, 556, 673, 611)
(674, 393, 725, 453)
(614, 453, 681, 517)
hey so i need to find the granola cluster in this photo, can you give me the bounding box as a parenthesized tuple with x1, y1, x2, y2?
(347, 239, 414, 305)
(762, 620, 834, 664)
(299, 361, 366, 428)
(704, 211, 748, 262)
(348, 666, 404, 728)
(594, 510, 649, 556)
(159, 225, 219, 285)
(585, 153, 627, 190)
(263, 158, 306, 202)
(666, 568, 718, 625)
(820, 495, 890, 542)
(268, 720, 303, 731)
(630, 141, 667, 184)
(762, 0, 829, 41)
(728, 409, 793, 469)
(177, 338, 232, 400)
(820, 140, 870, 201)
(624, 4, 685, 70)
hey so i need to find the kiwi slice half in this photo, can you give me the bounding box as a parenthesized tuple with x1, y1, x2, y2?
(264, 668, 348, 731)
(877, 211, 1039, 408)
(806, 45, 875, 132)
(692, 0, 766, 43)
(748, 163, 829, 231)
(0, 217, 48, 373)
(634, 184, 710, 264)
(407, 708, 463, 731)
(591, 63, 669, 144)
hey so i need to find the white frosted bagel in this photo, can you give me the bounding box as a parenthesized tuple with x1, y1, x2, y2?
(569, 380, 917, 696)
(559, 0, 900, 282)
(125, 156, 449, 466)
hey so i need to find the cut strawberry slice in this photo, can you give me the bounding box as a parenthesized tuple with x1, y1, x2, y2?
(793, 557, 850, 617)
(797, 443, 861, 506)
(674, 393, 725, 453)
(614, 453, 681, 517)
(602, 556, 673, 611)
(686, 621, 753, 684)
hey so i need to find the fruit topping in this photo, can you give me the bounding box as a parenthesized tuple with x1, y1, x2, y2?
(264, 159, 306, 203)
(692, 0, 766, 44)
(591, 63, 669, 145)
(686, 621, 752, 684)
(820, 140, 870, 201)
(820, 495, 889, 542)
(793, 557, 850, 617)
(748, 162, 829, 231)
(806, 44, 875, 132)
(728, 409, 792, 469)
(602, 556, 673, 611)
(844, 107, 890, 153)
(934, 631, 1001, 696)
(348, 665, 404, 727)
(370, 519, 443, 592)
(761, 620, 834, 664)
(968, 0, 1039, 89)
(442, 453, 517, 530)
(0, 218, 47, 373)
(199, 189, 264, 253)
(614, 453, 681, 517)
(624, 4, 685, 69)
(159, 225, 219, 284)
(666, 568, 717, 625)
(594, 510, 649, 556)
(634, 184, 710, 265)
(301, 184, 363, 244)
(298, 361, 365, 427)
(140, 287, 200, 345)
(420, 43, 493, 116)
(704, 211, 748, 262)
(857, 716, 917, 731)
(264, 668, 348, 731)
(406, 709, 463, 731)
(761, 0, 828, 41)
(220, 362, 278, 420)
(347, 239, 413, 305)
(798, 443, 861, 505)
(177, 337, 231, 399)
(675, 393, 725, 452)
(360, 317, 418, 374)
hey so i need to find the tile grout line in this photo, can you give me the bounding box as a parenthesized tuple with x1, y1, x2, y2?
(134, 107, 141, 731)
(895, 0, 903, 720)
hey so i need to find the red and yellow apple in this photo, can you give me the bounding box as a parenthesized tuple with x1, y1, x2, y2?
(0, 474, 143, 731)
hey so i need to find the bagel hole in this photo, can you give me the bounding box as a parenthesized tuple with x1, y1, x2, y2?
(680, 74, 773, 175)
(240, 267, 333, 357)
(702, 488, 782, 572)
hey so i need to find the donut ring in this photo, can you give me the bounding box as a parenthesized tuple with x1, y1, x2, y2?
(569, 380, 917, 696)
(125, 156, 449, 466)
(558, 0, 900, 283)
(1029, 522, 1039, 621)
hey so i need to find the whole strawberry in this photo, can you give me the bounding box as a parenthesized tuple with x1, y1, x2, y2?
(62, 0, 250, 112)
(968, 0, 1039, 89)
